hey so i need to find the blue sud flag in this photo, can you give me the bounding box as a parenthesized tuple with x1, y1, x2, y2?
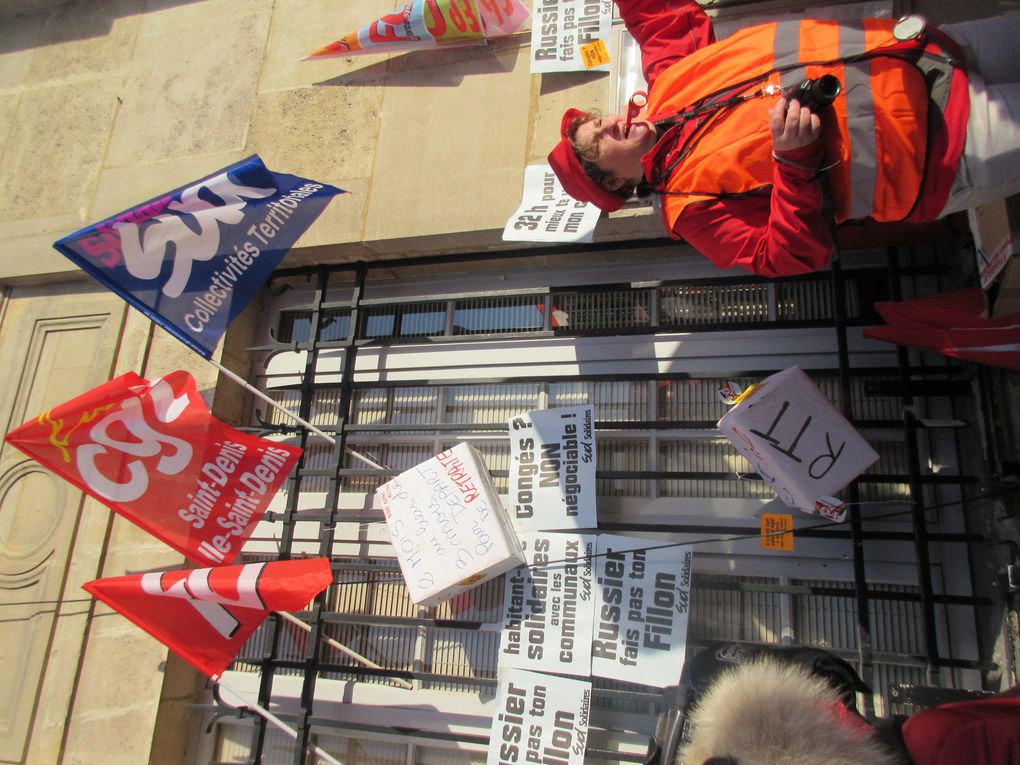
(54, 156, 345, 358)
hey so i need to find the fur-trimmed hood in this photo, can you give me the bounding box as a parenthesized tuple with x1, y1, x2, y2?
(677, 657, 903, 765)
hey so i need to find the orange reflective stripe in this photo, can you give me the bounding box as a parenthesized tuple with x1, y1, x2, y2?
(867, 21, 929, 220)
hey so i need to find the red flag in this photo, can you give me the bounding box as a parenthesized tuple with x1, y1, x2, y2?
(84, 558, 332, 678)
(4, 370, 302, 565)
(536, 302, 569, 328)
(302, 0, 530, 60)
(864, 288, 1020, 370)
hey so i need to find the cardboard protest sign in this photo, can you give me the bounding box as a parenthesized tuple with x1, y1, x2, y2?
(508, 406, 596, 531)
(487, 668, 591, 765)
(377, 443, 524, 606)
(53, 156, 343, 359)
(304, 0, 531, 60)
(591, 535, 692, 688)
(5, 371, 301, 566)
(530, 0, 614, 73)
(499, 533, 596, 677)
(969, 196, 1020, 290)
(503, 165, 600, 243)
(717, 366, 880, 513)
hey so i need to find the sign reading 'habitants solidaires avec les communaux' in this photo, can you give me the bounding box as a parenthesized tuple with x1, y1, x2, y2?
(499, 532, 596, 677)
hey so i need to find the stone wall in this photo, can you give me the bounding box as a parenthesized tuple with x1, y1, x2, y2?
(0, 0, 617, 285)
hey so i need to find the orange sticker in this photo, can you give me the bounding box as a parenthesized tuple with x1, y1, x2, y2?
(579, 39, 610, 69)
(458, 572, 488, 586)
(760, 513, 794, 551)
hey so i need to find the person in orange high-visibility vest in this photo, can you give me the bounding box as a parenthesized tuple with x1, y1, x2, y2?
(548, 0, 1020, 278)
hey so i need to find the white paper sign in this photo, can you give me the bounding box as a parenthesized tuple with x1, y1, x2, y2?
(508, 406, 597, 531)
(378, 443, 524, 606)
(717, 366, 880, 513)
(503, 165, 600, 243)
(499, 533, 596, 676)
(530, 0, 613, 73)
(591, 535, 692, 688)
(969, 205, 1020, 290)
(487, 668, 591, 765)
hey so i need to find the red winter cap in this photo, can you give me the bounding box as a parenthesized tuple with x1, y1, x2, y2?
(547, 107, 625, 213)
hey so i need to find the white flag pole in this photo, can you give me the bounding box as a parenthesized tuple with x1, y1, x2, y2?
(278, 611, 413, 690)
(214, 676, 344, 765)
(208, 358, 388, 471)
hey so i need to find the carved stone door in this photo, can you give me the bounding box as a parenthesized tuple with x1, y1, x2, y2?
(0, 283, 126, 763)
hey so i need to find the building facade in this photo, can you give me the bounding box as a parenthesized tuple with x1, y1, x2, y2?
(0, 1, 1014, 764)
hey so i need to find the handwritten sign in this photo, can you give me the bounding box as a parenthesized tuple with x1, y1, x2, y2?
(378, 443, 524, 606)
(717, 366, 879, 514)
(591, 535, 692, 688)
(487, 668, 591, 765)
(530, 0, 613, 73)
(499, 533, 596, 677)
(760, 513, 794, 551)
(504, 165, 601, 244)
(508, 406, 596, 531)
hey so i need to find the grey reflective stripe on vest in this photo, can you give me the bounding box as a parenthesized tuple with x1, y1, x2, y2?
(838, 24, 879, 219)
(773, 21, 807, 90)
(772, 20, 879, 219)
(843, 62, 878, 218)
(773, 21, 803, 71)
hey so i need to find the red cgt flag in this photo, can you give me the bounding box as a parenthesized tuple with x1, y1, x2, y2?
(84, 557, 333, 678)
(4, 370, 302, 566)
(864, 288, 1020, 370)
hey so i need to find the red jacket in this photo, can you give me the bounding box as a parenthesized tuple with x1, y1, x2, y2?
(620, 0, 969, 277)
(901, 690, 1020, 765)
(680, 655, 1020, 765)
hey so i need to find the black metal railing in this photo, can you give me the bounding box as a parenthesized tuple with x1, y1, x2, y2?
(222, 239, 1002, 764)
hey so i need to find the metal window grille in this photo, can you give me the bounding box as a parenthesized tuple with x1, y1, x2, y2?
(210, 239, 1005, 765)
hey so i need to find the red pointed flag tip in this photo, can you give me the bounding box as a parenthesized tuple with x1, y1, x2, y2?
(83, 558, 333, 679)
(864, 288, 1020, 371)
(302, 37, 360, 61)
(303, 0, 529, 62)
(4, 370, 303, 566)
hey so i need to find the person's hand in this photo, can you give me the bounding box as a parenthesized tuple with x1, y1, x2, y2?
(769, 97, 821, 154)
